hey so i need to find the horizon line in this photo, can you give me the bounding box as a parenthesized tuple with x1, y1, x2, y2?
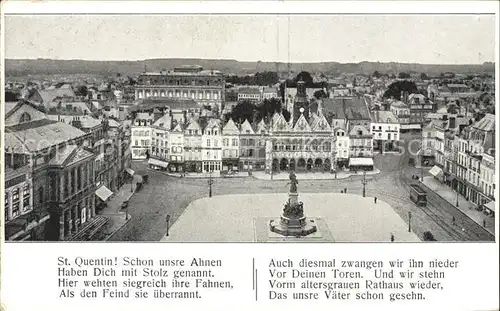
(5, 57, 495, 66)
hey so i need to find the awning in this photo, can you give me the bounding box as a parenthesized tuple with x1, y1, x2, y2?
(95, 185, 113, 202)
(125, 168, 135, 176)
(429, 165, 443, 178)
(148, 158, 169, 168)
(401, 124, 422, 130)
(349, 157, 374, 166)
(484, 201, 496, 212)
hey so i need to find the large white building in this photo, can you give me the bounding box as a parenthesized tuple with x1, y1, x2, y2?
(135, 65, 225, 111)
(370, 110, 400, 153)
(201, 119, 222, 175)
(131, 112, 153, 160)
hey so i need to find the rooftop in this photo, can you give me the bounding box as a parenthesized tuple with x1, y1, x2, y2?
(371, 110, 399, 124)
(130, 98, 199, 112)
(5, 120, 87, 153)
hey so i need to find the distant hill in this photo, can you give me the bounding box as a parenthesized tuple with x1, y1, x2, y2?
(5, 58, 495, 77)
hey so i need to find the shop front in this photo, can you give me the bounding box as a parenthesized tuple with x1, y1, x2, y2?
(348, 157, 374, 171)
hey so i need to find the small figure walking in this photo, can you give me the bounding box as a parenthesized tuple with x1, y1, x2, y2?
(340, 190, 344, 194)
(390, 233, 395, 242)
(483, 219, 486, 227)
(374, 197, 377, 204)
(344, 188, 347, 193)
(452, 216, 456, 225)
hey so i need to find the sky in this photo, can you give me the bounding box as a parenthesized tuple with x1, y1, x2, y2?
(4, 15, 496, 64)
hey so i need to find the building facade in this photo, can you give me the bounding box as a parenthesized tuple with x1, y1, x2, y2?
(135, 66, 225, 111)
(370, 110, 400, 153)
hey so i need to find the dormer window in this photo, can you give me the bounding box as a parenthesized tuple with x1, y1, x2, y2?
(19, 112, 31, 123)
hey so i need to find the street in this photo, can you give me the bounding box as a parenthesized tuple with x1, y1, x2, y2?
(109, 133, 494, 242)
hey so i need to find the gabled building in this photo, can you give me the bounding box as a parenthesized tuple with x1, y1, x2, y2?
(201, 119, 222, 174)
(183, 118, 203, 172)
(370, 110, 400, 153)
(221, 118, 240, 171)
(169, 122, 185, 172)
(148, 114, 171, 171)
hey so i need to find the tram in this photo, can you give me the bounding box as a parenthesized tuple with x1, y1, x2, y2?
(409, 184, 427, 207)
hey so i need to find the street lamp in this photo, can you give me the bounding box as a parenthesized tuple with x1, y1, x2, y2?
(408, 211, 412, 232)
(166, 214, 170, 236)
(361, 170, 367, 197)
(208, 170, 213, 198)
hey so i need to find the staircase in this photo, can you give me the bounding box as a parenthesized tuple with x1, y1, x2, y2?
(66, 216, 110, 241)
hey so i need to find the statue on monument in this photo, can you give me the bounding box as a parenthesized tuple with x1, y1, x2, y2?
(283, 171, 304, 218)
(287, 171, 298, 193)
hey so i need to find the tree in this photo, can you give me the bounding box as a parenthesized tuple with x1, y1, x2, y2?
(230, 101, 255, 123)
(383, 80, 418, 100)
(313, 90, 327, 99)
(420, 73, 429, 80)
(372, 71, 381, 78)
(398, 72, 411, 79)
(74, 85, 88, 97)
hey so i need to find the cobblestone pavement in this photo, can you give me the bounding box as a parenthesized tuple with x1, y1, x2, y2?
(109, 136, 494, 242)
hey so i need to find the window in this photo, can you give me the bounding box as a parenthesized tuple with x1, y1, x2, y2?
(20, 112, 32, 123)
(5, 193, 9, 221)
(207, 140, 211, 147)
(12, 189, 20, 217)
(23, 185, 30, 211)
(214, 140, 218, 147)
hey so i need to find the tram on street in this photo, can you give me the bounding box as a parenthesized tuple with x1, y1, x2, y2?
(409, 184, 427, 207)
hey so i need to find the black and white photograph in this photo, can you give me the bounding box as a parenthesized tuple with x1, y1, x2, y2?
(2, 12, 496, 243)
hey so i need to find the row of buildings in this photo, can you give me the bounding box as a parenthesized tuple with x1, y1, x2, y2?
(422, 112, 495, 212)
(4, 101, 132, 241)
(130, 80, 403, 175)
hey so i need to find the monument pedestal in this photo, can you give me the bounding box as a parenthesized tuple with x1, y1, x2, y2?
(269, 192, 317, 237)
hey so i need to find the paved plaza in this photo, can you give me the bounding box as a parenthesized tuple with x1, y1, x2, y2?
(160, 193, 420, 242)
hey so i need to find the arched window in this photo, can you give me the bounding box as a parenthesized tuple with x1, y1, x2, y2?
(19, 112, 32, 123)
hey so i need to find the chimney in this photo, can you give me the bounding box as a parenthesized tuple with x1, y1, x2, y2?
(449, 117, 456, 129)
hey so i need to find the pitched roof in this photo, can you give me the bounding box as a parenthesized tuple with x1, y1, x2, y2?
(222, 118, 240, 135)
(5, 120, 87, 153)
(239, 119, 255, 134)
(293, 113, 312, 132)
(473, 113, 495, 132)
(343, 97, 370, 120)
(371, 110, 399, 124)
(152, 114, 171, 129)
(130, 98, 199, 112)
(46, 115, 102, 129)
(31, 88, 75, 103)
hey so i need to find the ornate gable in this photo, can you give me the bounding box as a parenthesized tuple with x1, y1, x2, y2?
(222, 118, 240, 135)
(256, 119, 268, 135)
(312, 113, 331, 132)
(293, 113, 311, 132)
(185, 119, 201, 133)
(272, 113, 291, 132)
(172, 123, 183, 133)
(240, 119, 255, 135)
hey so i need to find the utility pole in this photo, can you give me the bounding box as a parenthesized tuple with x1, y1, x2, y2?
(361, 170, 367, 197)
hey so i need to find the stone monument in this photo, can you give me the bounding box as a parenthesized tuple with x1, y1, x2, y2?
(269, 171, 318, 237)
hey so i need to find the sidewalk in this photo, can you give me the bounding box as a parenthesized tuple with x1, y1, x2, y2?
(98, 175, 142, 240)
(252, 168, 381, 181)
(422, 176, 495, 235)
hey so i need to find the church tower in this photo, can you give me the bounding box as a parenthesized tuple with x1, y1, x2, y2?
(293, 78, 309, 125)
